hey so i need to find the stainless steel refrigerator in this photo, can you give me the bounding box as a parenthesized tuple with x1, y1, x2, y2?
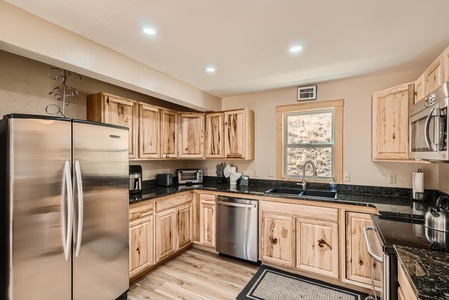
(0, 114, 129, 300)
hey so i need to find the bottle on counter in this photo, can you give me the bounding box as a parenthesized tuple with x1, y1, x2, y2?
(330, 177, 337, 192)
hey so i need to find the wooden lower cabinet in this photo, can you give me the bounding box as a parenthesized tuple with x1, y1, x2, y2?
(260, 201, 339, 278)
(155, 194, 193, 263)
(177, 203, 193, 249)
(129, 215, 153, 278)
(345, 212, 382, 288)
(155, 208, 177, 262)
(199, 194, 216, 248)
(296, 218, 339, 278)
(129, 202, 155, 278)
(261, 212, 295, 267)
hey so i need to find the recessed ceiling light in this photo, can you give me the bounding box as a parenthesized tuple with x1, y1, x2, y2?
(289, 45, 304, 53)
(143, 27, 157, 35)
(205, 67, 216, 73)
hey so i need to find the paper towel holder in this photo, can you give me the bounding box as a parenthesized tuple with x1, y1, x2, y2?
(412, 169, 425, 201)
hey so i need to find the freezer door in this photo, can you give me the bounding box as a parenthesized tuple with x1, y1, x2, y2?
(8, 117, 72, 300)
(72, 121, 129, 300)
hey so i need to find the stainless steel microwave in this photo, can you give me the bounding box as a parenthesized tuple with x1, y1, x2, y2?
(177, 169, 203, 184)
(409, 82, 448, 160)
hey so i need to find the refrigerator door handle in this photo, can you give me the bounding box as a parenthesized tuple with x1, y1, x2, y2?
(62, 160, 73, 262)
(74, 160, 84, 258)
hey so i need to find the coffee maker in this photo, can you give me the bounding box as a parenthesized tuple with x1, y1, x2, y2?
(129, 165, 142, 195)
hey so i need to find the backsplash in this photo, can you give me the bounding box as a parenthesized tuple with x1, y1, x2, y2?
(143, 176, 445, 203)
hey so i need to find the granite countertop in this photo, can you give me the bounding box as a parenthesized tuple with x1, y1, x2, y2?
(129, 182, 434, 220)
(395, 245, 449, 300)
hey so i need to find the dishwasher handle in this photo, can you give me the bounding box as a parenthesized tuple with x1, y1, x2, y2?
(363, 226, 384, 263)
(217, 201, 257, 209)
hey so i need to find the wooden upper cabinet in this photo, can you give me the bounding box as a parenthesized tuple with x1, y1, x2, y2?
(414, 73, 426, 104)
(178, 112, 205, 159)
(139, 103, 160, 159)
(372, 83, 414, 160)
(443, 45, 449, 83)
(86, 93, 137, 159)
(425, 54, 444, 95)
(205, 112, 225, 158)
(160, 109, 177, 159)
(224, 109, 255, 160)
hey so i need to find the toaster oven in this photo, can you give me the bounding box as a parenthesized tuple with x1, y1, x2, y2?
(177, 169, 203, 184)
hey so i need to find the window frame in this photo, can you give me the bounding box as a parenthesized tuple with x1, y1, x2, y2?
(276, 99, 343, 183)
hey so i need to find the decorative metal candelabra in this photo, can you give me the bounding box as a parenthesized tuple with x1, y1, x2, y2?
(46, 67, 81, 117)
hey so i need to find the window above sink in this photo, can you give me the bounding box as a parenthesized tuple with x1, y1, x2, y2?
(276, 99, 344, 184)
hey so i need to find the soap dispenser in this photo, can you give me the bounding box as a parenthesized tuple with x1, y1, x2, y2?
(330, 177, 337, 192)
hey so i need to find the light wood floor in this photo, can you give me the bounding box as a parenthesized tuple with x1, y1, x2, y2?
(128, 248, 259, 300)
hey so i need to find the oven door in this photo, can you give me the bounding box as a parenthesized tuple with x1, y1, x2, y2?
(364, 226, 387, 300)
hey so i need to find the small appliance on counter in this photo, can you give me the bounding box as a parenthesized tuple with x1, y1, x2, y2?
(129, 165, 142, 194)
(156, 173, 174, 186)
(177, 169, 203, 184)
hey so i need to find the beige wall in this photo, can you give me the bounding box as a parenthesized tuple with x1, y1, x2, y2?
(0, 1, 221, 112)
(194, 70, 440, 189)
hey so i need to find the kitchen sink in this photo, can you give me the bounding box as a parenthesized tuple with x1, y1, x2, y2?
(264, 187, 303, 195)
(299, 189, 338, 199)
(265, 187, 337, 199)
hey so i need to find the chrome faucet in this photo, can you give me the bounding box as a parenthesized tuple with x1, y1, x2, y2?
(297, 160, 317, 190)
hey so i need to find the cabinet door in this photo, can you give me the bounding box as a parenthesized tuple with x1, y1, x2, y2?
(296, 218, 339, 278)
(205, 112, 224, 158)
(443, 45, 449, 83)
(345, 212, 382, 288)
(139, 103, 160, 159)
(129, 215, 153, 278)
(224, 109, 254, 160)
(160, 109, 177, 158)
(425, 54, 444, 94)
(200, 198, 216, 248)
(261, 212, 295, 268)
(178, 112, 205, 159)
(155, 208, 176, 262)
(372, 83, 413, 160)
(86, 93, 137, 159)
(177, 203, 193, 249)
(415, 73, 426, 104)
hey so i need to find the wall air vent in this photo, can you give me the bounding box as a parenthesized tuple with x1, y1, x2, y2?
(297, 85, 317, 101)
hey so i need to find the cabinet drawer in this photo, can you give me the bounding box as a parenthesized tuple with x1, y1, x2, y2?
(260, 201, 338, 222)
(129, 202, 154, 221)
(156, 192, 192, 212)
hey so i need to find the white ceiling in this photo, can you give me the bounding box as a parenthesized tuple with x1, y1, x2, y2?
(6, 0, 449, 98)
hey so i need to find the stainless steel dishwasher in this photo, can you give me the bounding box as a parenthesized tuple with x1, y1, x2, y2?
(216, 196, 259, 262)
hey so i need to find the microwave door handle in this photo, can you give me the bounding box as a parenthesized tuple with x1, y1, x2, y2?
(438, 109, 447, 151)
(424, 108, 436, 151)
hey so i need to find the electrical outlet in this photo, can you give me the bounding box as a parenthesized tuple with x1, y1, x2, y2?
(388, 173, 396, 184)
(268, 169, 273, 177)
(253, 169, 258, 177)
(343, 172, 350, 182)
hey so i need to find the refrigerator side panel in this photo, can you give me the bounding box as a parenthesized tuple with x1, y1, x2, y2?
(0, 117, 10, 300)
(72, 122, 129, 300)
(7, 117, 72, 300)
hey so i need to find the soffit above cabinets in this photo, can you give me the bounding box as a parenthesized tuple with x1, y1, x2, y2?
(5, 0, 449, 98)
